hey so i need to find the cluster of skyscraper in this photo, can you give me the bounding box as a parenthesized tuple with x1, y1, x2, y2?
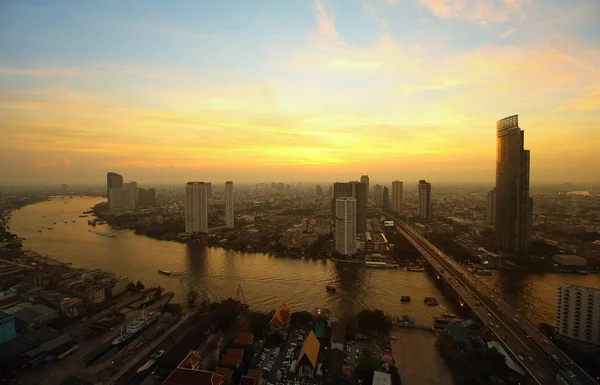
(332, 176, 433, 256)
(489, 115, 533, 253)
(184, 181, 234, 233)
(106, 172, 155, 210)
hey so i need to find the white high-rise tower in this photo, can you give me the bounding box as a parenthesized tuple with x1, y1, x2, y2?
(185, 182, 208, 233)
(335, 197, 357, 256)
(225, 181, 234, 228)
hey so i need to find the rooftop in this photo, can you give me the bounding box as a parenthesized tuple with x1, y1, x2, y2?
(162, 368, 223, 385)
(297, 331, 320, 368)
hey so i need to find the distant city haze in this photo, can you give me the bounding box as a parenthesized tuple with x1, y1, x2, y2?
(1, 1, 599, 185)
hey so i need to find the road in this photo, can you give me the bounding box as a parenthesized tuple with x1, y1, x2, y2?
(380, 211, 597, 385)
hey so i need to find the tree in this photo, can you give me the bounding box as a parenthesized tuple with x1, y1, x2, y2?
(134, 280, 145, 292)
(217, 308, 238, 331)
(291, 311, 314, 327)
(126, 280, 135, 292)
(251, 313, 271, 339)
(354, 349, 379, 385)
(389, 365, 402, 385)
(538, 323, 556, 340)
(357, 309, 392, 331)
(187, 288, 198, 307)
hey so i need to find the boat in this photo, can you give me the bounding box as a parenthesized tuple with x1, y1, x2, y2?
(407, 266, 425, 272)
(424, 296, 438, 306)
(476, 269, 493, 276)
(96, 232, 116, 238)
(72, 220, 76, 223)
(151, 350, 165, 360)
(64, 221, 68, 224)
(53, 222, 57, 224)
(365, 261, 399, 269)
(400, 296, 411, 302)
(158, 269, 171, 276)
(47, 228, 52, 230)
(112, 328, 134, 345)
(331, 258, 364, 264)
(326, 285, 337, 293)
(79, 215, 88, 218)
(112, 309, 156, 345)
(38, 230, 42, 233)
(136, 359, 156, 374)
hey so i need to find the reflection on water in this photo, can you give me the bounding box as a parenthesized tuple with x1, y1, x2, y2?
(9, 197, 599, 325)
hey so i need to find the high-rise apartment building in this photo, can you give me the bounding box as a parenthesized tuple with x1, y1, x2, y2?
(417, 180, 432, 219)
(185, 182, 209, 233)
(494, 115, 532, 253)
(206, 182, 212, 200)
(373, 184, 383, 207)
(335, 197, 357, 256)
(316, 185, 323, 197)
(61, 184, 67, 193)
(556, 284, 600, 346)
(487, 188, 496, 225)
(392, 181, 403, 213)
(109, 182, 137, 210)
(350, 181, 367, 233)
(106, 172, 123, 206)
(125, 182, 137, 208)
(382, 186, 389, 209)
(0, 189, 5, 205)
(138, 188, 156, 206)
(225, 181, 234, 229)
(332, 181, 366, 233)
(360, 175, 370, 202)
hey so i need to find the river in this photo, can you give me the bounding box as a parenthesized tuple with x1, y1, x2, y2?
(8, 197, 600, 325)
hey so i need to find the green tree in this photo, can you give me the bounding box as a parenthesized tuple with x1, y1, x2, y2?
(389, 365, 402, 385)
(291, 311, 314, 327)
(354, 349, 379, 384)
(134, 280, 145, 292)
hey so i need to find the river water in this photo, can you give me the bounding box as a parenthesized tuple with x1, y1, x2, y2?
(8, 197, 600, 325)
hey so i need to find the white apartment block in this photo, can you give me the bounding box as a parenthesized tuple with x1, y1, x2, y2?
(335, 197, 357, 256)
(556, 284, 600, 346)
(185, 182, 209, 233)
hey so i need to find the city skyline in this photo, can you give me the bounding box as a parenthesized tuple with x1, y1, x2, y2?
(1, 1, 599, 185)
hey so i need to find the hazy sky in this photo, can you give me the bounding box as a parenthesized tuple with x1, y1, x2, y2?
(1, 0, 599, 185)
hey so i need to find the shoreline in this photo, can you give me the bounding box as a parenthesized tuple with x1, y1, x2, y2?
(7, 198, 599, 277)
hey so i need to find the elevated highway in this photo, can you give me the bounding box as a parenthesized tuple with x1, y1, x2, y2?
(382, 212, 597, 385)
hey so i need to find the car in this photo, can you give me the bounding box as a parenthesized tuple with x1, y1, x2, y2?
(487, 313, 492, 317)
(540, 339, 550, 345)
(517, 354, 525, 360)
(537, 372, 544, 379)
(529, 356, 534, 362)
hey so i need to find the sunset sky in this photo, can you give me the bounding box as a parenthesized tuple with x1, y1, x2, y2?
(1, 0, 599, 186)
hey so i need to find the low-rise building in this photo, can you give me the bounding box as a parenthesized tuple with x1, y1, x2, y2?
(60, 297, 85, 318)
(269, 304, 290, 337)
(0, 311, 16, 344)
(552, 254, 587, 267)
(163, 350, 224, 385)
(297, 331, 320, 379)
(11, 304, 59, 329)
(372, 371, 391, 385)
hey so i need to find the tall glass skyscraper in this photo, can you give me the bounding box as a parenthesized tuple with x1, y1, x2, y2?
(106, 172, 123, 206)
(495, 115, 532, 253)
